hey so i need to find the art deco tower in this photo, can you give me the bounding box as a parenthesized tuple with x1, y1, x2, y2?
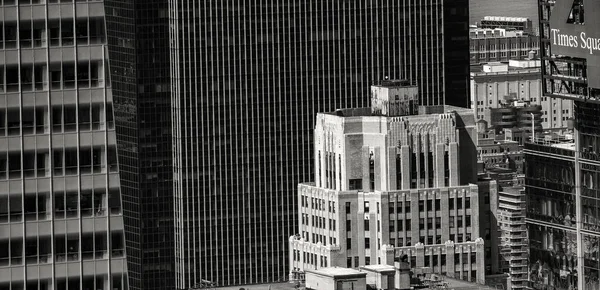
(0, 1, 128, 290)
(169, 1, 469, 287)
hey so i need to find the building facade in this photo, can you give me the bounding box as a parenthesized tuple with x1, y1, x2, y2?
(470, 30, 539, 65)
(288, 83, 486, 285)
(525, 132, 579, 290)
(470, 59, 573, 129)
(104, 1, 174, 290)
(531, 0, 600, 289)
(168, 1, 470, 287)
(496, 186, 529, 290)
(0, 1, 128, 290)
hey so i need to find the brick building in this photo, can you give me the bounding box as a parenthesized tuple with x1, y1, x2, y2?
(470, 28, 539, 65)
(470, 60, 573, 129)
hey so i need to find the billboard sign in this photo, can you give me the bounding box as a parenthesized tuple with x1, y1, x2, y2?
(549, 0, 600, 88)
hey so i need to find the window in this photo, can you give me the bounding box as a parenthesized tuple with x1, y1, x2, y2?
(364, 220, 370, 231)
(427, 200, 432, 211)
(435, 217, 441, 229)
(369, 152, 375, 190)
(427, 218, 433, 229)
(347, 257, 352, 268)
(364, 201, 370, 213)
(349, 179, 362, 190)
(389, 204, 395, 214)
(346, 238, 351, 250)
(465, 197, 470, 209)
(449, 216, 455, 228)
(397, 202, 403, 213)
(449, 198, 454, 210)
(406, 219, 411, 231)
(457, 198, 463, 210)
(419, 218, 425, 230)
(466, 215, 471, 227)
(419, 200, 424, 212)
(365, 256, 370, 265)
(365, 238, 370, 249)
(397, 220, 403, 231)
(435, 199, 440, 211)
(346, 220, 351, 231)
(346, 202, 351, 214)
(458, 216, 463, 227)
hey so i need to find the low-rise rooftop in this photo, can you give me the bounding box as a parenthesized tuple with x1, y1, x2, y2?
(306, 266, 365, 278)
(360, 264, 396, 273)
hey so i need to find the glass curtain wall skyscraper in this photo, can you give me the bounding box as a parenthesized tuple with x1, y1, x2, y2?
(528, 0, 600, 289)
(105, 1, 174, 290)
(169, 0, 469, 288)
(0, 1, 128, 290)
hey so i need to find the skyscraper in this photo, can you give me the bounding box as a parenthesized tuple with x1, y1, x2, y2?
(289, 81, 486, 285)
(527, 0, 600, 289)
(105, 1, 175, 290)
(0, 1, 128, 290)
(169, 1, 469, 287)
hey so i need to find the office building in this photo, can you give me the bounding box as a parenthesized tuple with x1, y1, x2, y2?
(104, 1, 174, 290)
(470, 29, 539, 65)
(530, 0, 600, 289)
(169, 1, 470, 287)
(525, 132, 578, 290)
(471, 59, 573, 129)
(0, 1, 128, 290)
(288, 82, 486, 285)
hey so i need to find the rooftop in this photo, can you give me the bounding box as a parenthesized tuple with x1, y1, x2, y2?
(215, 282, 297, 290)
(371, 79, 413, 88)
(530, 132, 575, 151)
(326, 105, 472, 118)
(306, 266, 365, 278)
(360, 264, 396, 273)
(470, 60, 540, 75)
(482, 16, 530, 23)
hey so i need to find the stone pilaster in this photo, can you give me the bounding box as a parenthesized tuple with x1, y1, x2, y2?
(445, 240, 456, 278)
